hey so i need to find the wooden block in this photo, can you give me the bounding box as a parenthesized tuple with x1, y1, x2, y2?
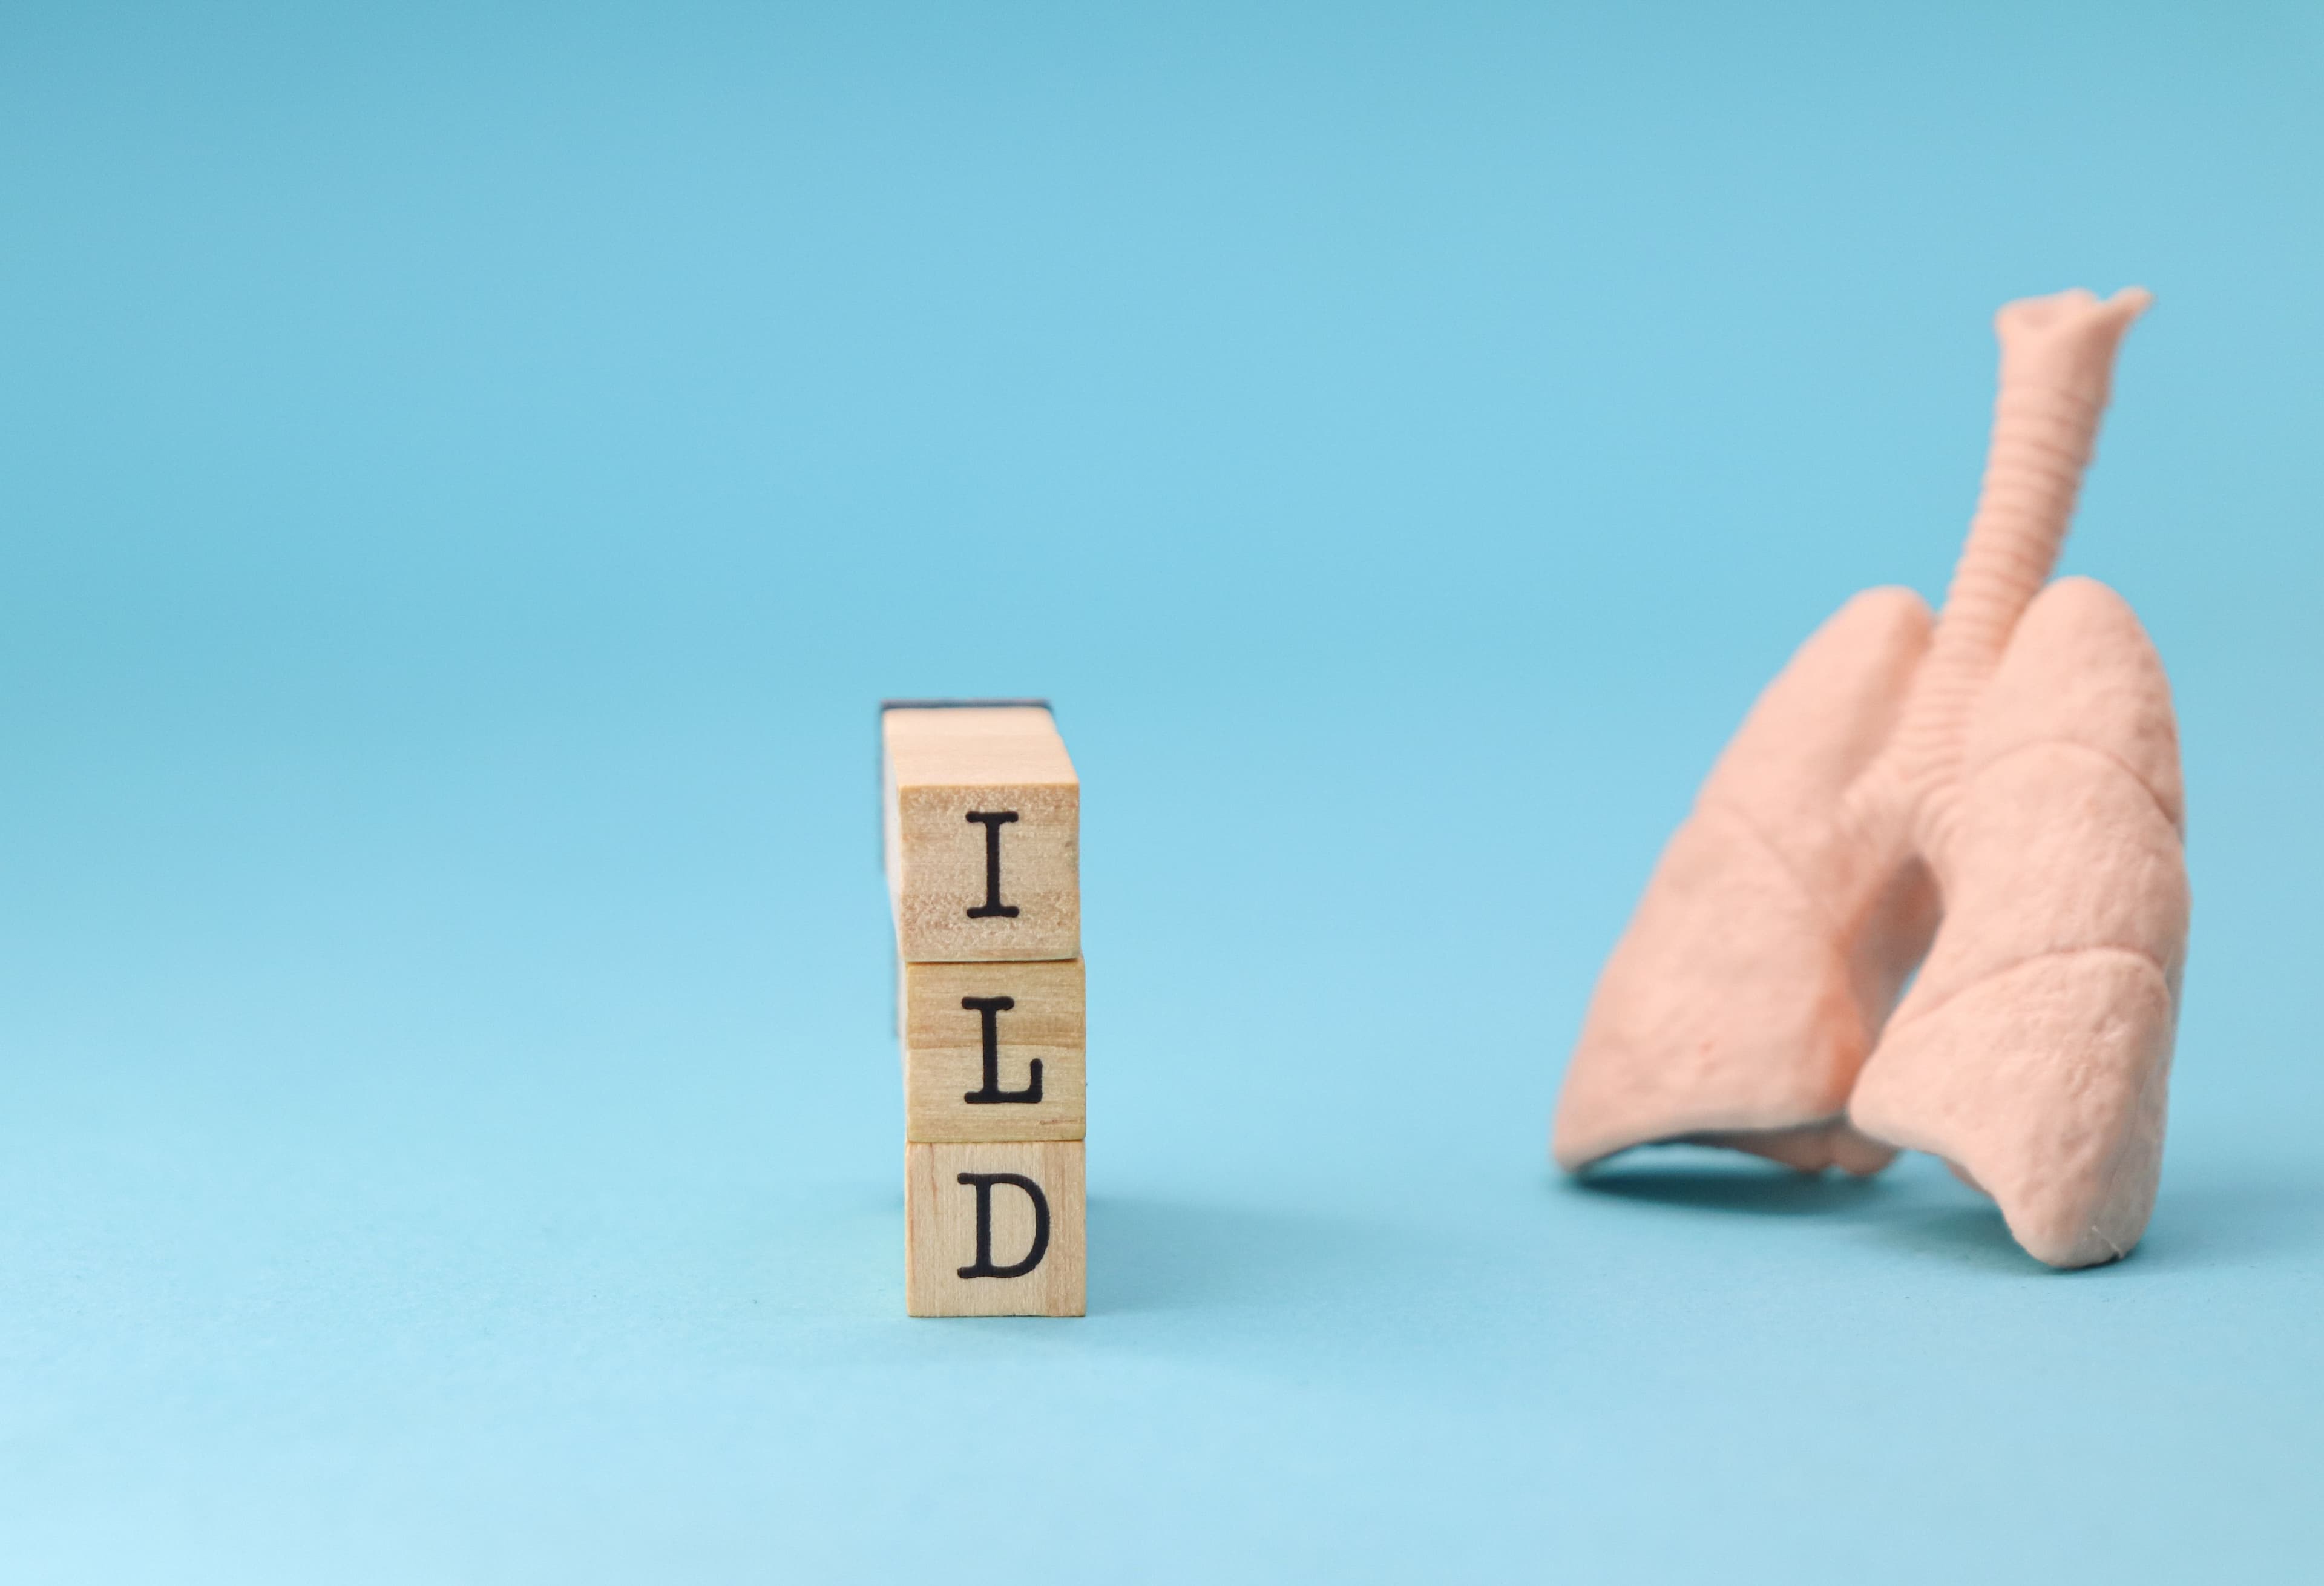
(902, 958, 1085, 1142)
(906, 1140, 1086, 1317)
(882, 703, 1078, 962)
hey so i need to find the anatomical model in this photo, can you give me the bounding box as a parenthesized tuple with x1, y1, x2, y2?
(1551, 288, 2185, 1269)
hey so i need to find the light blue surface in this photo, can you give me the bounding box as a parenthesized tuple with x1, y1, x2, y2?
(3, 3, 2320, 1580)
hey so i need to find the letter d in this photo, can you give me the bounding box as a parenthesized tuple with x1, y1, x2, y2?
(955, 1172, 1051, 1279)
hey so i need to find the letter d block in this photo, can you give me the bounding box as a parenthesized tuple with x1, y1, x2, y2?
(882, 704, 1078, 962)
(906, 1141, 1086, 1317)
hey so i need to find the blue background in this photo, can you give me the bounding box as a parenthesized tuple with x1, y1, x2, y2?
(3, 3, 2319, 1579)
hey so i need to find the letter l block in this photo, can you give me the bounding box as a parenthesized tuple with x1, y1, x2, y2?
(901, 958, 1086, 1142)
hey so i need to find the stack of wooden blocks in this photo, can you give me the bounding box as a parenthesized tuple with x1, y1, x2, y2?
(881, 700, 1086, 1318)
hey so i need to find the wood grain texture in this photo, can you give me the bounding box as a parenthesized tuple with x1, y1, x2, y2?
(905, 1140, 1086, 1317)
(882, 706, 1078, 962)
(902, 958, 1085, 1142)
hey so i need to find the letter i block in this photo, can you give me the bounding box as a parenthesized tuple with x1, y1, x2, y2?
(882, 703, 1078, 963)
(902, 959, 1085, 1142)
(906, 1141, 1086, 1317)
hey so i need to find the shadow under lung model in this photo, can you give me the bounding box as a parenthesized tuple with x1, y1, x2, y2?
(1564, 1148, 2305, 1276)
(1571, 1154, 1891, 1219)
(1568, 1153, 2063, 1272)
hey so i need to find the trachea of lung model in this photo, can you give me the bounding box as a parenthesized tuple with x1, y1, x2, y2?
(881, 700, 1087, 1315)
(1552, 288, 2186, 1270)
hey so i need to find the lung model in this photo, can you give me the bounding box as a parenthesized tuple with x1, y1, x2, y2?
(1553, 289, 2187, 1269)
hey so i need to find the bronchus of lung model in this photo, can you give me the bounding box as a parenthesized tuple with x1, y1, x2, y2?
(1552, 288, 2186, 1270)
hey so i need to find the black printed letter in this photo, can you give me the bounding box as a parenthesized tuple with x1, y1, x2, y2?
(955, 1173, 1050, 1279)
(964, 811, 1020, 919)
(960, 996, 1041, 1105)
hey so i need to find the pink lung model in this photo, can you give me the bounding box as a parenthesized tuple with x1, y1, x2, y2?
(1552, 288, 2186, 1269)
